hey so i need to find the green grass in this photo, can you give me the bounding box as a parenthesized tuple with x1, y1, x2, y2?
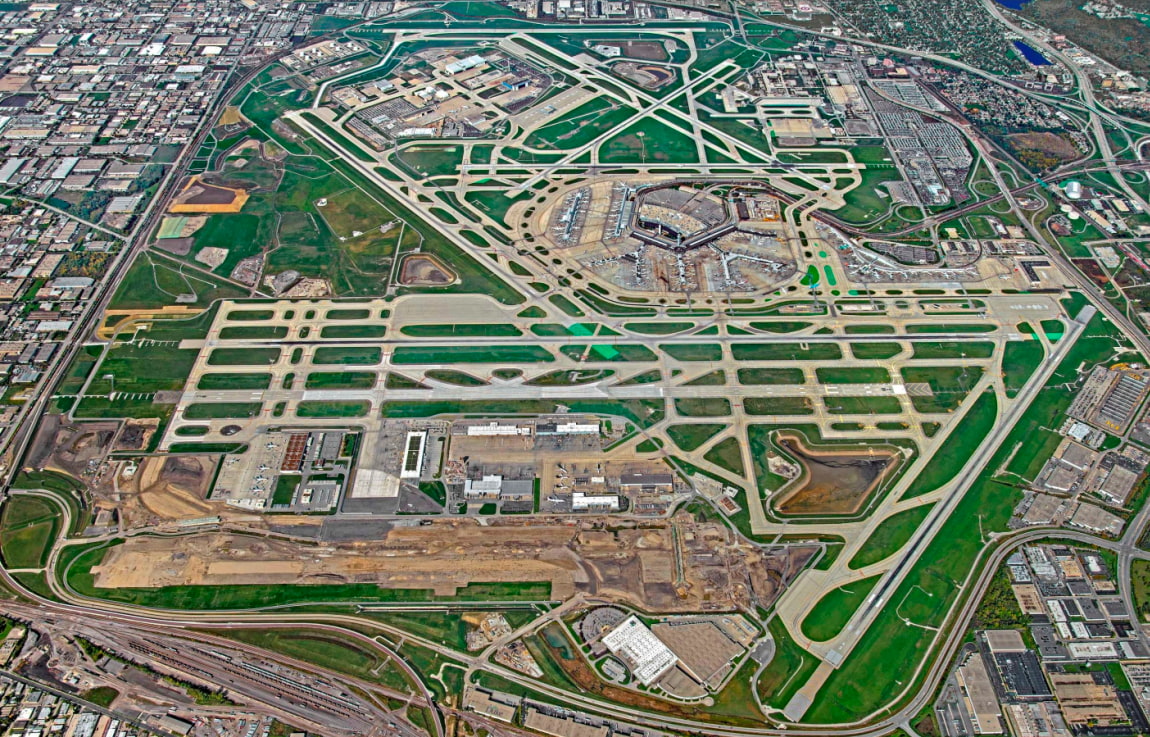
(823, 396, 903, 415)
(850, 343, 902, 360)
(319, 324, 387, 339)
(744, 396, 813, 415)
(1, 496, 61, 569)
(218, 325, 288, 340)
(757, 617, 819, 709)
(704, 437, 744, 476)
(805, 313, 1122, 722)
(900, 366, 983, 413)
(815, 367, 891, 384)
(1133, 559, 1150, 622)
(108, 253, 246, 311)
(313, 346, 382, 365)
(296, 401, 371, 418)
(184, 402, 262, 419)
(391, 346, 554, 364)
(902, 391, 997, 498)
(910, 342, 995, 360)
(304, 372, 377, 390)
(1002, 340, 1045, 398)
(666, 424, 725, 451)
(197, 373, 272, 390)
(733, 343, 841, 361)
(425, 369, 487, 387)
(737, 368, 805, 385)
(81, 687, 119, 708)
(905, 324, 996, 334)
(625, 321, 694, 335)
(675, 398, 732, 417)
(208, 347, 280, 366)
(400, 324, 522, 337)
(849, 504, 934, 569)
(801, 575, 882, 642)
(660, 343, 723, 362)
(272, 475, 298, 506)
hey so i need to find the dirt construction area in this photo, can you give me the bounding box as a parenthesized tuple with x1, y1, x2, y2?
(90, 515, 814, 611)
(113, 455, 221, 529)
(399, 254, 457, 286)
(772, 433, 900, 516)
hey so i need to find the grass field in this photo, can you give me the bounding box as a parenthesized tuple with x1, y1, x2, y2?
(675, 398, 732, 417)
(319, 324, 387, 339)
(757, 617, 819, 709)
(801, 575, 882, 642)
(848, 504, 934, 569)
(823, 396, 903, 415)
(815, 367, 891, 384)
(391, 346, 554, 364)
(737, 368, 806, 385)
(184, 402, 262, 419)
(910, 342, 995, 360)
(1002, 340, 1045, 398)
(732, 344, 842, 361)
(304, 372, 377, 390)
(850, 343, 902, 360)
(704, 437, 744, 476)
(900, 366, 983, 413)
(744, 396, 814, 415)
(296, 401, 371, 418)
(667, 424, 725, 451)
(312, 346, 382, 365)
(660, 343, 723, 362)
(805, 313, 1121, 722)
(208, 347, 280, 366)
(401, 324, 522, 337)
(197, 373, 272, 390)
(0, 496, 61, 569)
(902, 391, 997, 498)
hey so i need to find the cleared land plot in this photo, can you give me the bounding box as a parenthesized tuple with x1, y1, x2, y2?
(1003, 340, 1045, 398)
